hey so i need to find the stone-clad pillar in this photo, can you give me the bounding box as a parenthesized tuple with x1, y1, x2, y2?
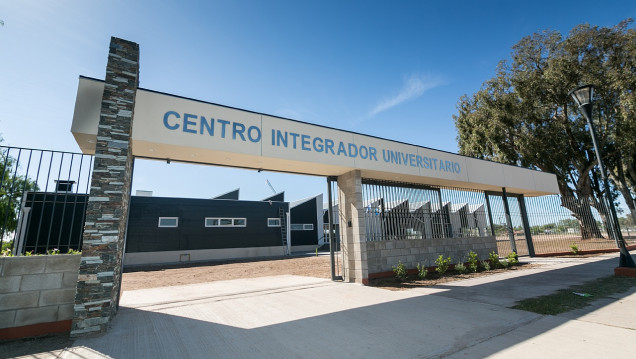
(71, 37, 139, 337)
(337, 170, 369, 284)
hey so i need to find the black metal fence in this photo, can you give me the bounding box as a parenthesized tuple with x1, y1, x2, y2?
(522, 195, 635, 254)
(2, 144, 631, 258)
(361, 179, 489, 241)
(356, 179, 628, 256)
(0, 146, 94, 254)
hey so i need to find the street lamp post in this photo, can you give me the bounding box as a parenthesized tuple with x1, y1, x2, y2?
(569, 84, 635, 268)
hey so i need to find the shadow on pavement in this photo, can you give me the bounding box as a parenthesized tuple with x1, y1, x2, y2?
(2, 255, 635, 358)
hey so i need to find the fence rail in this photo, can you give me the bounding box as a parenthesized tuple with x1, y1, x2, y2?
(357, 179, 630, 257)
(361, 179, 489, 241)
(0, 146, 94, 254)
(2, 145, 632, 258)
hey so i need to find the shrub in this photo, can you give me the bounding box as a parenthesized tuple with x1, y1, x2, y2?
(1, 240, 13, 252)
(392, 260, 408, 282)
(467, 251, 479, 272)
(500, 260, 510, 268)
(455, 261, 467, 274)
(416, 262, 428, 279)
(481, 260, 491, 271)
(47, 248, 60, 255)
(570, 243, 579, 255)
(506, 252, 519, 266)
(1, 248, 13, 257)
(435, 255, 452, 276)
(488, 251, 501, 269)
(67, 248, 81, 255)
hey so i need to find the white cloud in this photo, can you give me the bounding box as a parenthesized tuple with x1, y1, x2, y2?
(369, 75, 444, 116)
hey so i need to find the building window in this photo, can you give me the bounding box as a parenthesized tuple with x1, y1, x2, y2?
(291, 223, 314, 231)
(205, 218, 219, 227)
(205, 217, 247, 227)
(158, 217, 178, 228)
(268, 218, 281, 227)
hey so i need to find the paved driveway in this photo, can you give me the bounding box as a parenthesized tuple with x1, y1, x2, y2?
(4, 254, 636, 359)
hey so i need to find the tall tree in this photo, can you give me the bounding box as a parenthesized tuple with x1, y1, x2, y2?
(454, 19, 636, 238)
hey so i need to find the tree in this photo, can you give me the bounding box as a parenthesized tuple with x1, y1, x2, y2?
(0, 146, 38, 243)
(454, 19, 636, 238)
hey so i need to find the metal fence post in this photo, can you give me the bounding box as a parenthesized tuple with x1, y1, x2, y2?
(485, 192, 496, 237)
(501, 187, 517, 254)
(518, 194, 535, 257)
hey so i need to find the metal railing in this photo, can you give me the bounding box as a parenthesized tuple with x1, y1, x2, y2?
(357, 179, 628, 257)
(522, 195, 627, 254)
(0, 146, 94, 254)
(360, 179, 489, 241)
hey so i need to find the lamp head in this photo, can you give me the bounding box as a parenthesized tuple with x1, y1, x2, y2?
(569, 84, 594, 121)
(569, 84, 594, 107)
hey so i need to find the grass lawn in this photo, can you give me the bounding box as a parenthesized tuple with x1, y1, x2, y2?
(511, 275, 636, 315)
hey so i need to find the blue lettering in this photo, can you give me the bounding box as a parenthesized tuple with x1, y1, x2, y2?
(276, 130, 288, 147)
(369, 147, 378, 161)
(432, 158, 438, 170)
(453, 162, 461, 173)
(325, 139, 335, 154)
(382, 149, 390, 162)
(348, 143, 358, 158)
(301, 135, 311, 151)
(248, 126, 261, 142)
(218, 119, 230, 138)
(290, 133, 300, 149)
(400, 152, 409, 166)
(445, 160, 452, 172)
(390, 151, 399, 164)
(232, 122, 246, 141)
(416, 155, 423, 168)
(200, 116, 214, 136)
(313, 137, 324, 152)
(163, 111, 180, 130)
(337, 142, 347, 156)
(183, 113, 197, 134)
(359, 146, 368, 159)
(409, 154, 416, 167)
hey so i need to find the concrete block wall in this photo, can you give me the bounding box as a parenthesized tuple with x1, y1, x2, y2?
(337, 170, 369, 284)
(366, 236, 497, 275)
(0, 255, 81, 339)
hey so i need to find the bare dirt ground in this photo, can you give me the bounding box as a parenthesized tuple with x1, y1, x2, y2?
(121, 254, 332, 292)
(120, 253, 546, 292)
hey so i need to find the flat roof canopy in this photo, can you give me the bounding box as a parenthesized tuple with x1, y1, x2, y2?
(71, 77, 559, 196)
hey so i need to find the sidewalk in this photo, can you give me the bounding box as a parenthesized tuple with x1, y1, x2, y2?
(2, 253, 635, 359)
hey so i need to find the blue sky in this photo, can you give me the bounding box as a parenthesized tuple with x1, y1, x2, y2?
(1, 1, 634, 202)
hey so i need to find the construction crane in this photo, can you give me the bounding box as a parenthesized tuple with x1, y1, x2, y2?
(266, 179, 277, 194)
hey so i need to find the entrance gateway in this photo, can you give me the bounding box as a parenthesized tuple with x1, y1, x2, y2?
(69, 38, 558, 336)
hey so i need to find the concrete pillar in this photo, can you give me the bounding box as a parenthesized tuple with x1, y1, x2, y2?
(71, 37, 139, 337)
(337, 170, 368, 284)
